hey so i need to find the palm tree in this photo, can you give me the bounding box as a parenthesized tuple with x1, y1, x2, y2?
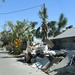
(30, 22, 38, 36)
(47, 13, 67, 37)
(39, 4, 48, 41)
(47, 21, 56, 37)
(57, 13, 67, 34)
(35, 27, 42, 38)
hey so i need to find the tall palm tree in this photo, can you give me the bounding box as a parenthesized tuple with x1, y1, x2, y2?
(39, 4, 48, 41)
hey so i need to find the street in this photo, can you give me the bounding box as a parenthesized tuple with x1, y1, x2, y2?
(0, 49, 47, 75)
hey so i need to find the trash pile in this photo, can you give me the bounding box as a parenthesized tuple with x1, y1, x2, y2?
(17, 42, 75, 75)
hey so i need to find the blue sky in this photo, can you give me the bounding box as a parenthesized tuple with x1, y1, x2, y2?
(0, 0, 75, 31)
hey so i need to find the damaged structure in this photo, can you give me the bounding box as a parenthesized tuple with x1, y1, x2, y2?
(50, 27, 75, 50)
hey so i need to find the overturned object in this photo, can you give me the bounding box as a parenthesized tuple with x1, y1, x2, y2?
(31, 57, 50, 70)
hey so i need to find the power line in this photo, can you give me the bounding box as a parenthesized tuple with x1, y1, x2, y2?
(0, 5, 42, 15)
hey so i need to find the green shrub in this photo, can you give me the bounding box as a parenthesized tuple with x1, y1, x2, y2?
(13, 44, 23, 55)
(6, 45, 12, 51)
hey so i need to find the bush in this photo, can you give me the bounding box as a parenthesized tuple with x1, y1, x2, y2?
(14, 46, 22, 55)
(13, 44, 23, 55)
(7, 43, 23, 55)
(6, 45, 12, 51)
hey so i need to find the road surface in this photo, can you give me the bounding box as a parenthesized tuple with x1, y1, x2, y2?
(0, 49, 47, 75)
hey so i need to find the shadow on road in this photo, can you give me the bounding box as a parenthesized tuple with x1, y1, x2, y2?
(1, 56, 14, 58)
(0, 51, 9, 54)
(17, 58, 25, 63)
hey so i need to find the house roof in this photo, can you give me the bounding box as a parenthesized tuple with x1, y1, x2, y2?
(52, 27, 75, 39)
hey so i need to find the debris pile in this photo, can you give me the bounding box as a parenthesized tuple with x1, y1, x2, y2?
(16, 41, 75, 75)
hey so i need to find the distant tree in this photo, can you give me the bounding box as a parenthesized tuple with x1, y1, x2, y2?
(30, 22, 38, 36)
(1, 31, 10, 46)
(47, 21, 56, 37)
(57, 13, 67, 34)
(1, 22, 10, 45)
(7, 20, 37, 43)
(36, 27, 42, 38)
(47, 13, 67, 37)
(66, 25, 73, 29)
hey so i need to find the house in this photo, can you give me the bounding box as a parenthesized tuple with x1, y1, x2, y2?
(50, 27, 75, 50)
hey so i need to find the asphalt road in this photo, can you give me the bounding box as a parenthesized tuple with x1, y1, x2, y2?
(0, 49, 47, 75)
